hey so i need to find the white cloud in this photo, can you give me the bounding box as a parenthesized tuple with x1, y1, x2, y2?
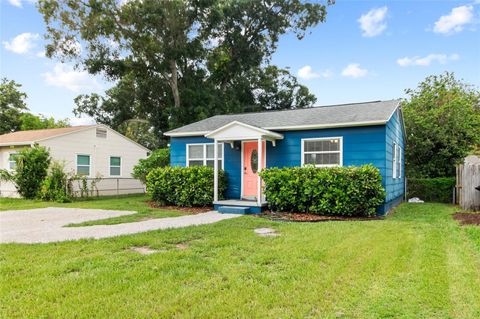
(68, 117, 96, 126)
(341, 63, 368, 78)
(43, 63, 101, 92)
(8, 0, 22, 7)
(397, 53, 460, 67)
(3, 32, 39, 54)
(297, 65, 333, 80)
(433, 5, 474, 34)
(358, 7, 388, 37)
(36, 50, 46, 58)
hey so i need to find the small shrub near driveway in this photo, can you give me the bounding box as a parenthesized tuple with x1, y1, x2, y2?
(132, 148, 170, 183)
(39, 161, 72, 203)
(407, 177, 456, 203)
(260, 165, 386, 217)
(146, 166, 227, 207)
(0, 145, 50, 199)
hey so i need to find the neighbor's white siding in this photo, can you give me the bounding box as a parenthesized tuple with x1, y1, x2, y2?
(0, 145, 27, 197)
(0, 126, 148, 197)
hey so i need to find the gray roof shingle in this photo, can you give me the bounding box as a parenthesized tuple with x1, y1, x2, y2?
(165, 100, 400, 136)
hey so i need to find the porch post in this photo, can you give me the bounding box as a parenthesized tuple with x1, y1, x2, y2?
(213, 139, 218, 202)
(257, 137, 262, 206)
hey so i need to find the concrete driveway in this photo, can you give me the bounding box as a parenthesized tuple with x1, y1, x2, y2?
(0, 207, 240, 244)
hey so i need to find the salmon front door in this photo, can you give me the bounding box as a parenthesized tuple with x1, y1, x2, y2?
(242, 141, 266, 199)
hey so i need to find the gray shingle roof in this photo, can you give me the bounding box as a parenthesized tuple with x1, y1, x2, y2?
(165, 100, 400, 136)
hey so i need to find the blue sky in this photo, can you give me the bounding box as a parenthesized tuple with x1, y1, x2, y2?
(1, 0, 479, 125)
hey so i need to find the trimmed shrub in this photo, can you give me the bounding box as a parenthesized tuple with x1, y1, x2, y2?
(132, 148, 170, 183)
(5, 145, 51, 199)
(407, 177, 455, 203)
(146, 166, 227, 207)
(259, 165, 386, 217)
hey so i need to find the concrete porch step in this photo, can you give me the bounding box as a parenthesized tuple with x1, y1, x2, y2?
(217, 206, 251, 214)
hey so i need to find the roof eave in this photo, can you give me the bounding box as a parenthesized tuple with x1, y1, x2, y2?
(165, 120, 388, 137)
(0, 141, 34, 147)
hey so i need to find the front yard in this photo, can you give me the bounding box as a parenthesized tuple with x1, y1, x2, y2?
(1, 202, 480, 318)
(0, 195, 192, 226)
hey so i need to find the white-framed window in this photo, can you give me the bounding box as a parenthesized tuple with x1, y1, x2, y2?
(397, 145, 402, 179)
(76, 154, 91, 176)
(110, 156, 121, 176)
(301, 137, 343, 167)
(186, 143, 224, 168)
(392, 143, 397, 179)
(8, 153, 17, 170)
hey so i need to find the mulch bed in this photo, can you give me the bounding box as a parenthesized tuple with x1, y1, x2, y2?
(453, 212, 480, 226)
(147, 201, 212, 214)
(260, 210, 384, 222)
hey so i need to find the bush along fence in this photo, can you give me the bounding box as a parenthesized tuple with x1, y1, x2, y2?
(259, 165, 386, 217)
(146, 166, 227, 207)
(407, 177, 456, 203)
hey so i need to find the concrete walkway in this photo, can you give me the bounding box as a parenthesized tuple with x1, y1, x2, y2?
(0, 207, 240, 244)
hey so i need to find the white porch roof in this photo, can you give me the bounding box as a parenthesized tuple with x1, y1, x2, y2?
(204, 121, 283, 141)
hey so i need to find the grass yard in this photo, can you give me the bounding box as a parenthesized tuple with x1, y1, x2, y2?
(0, 195, 188, 226)
(1, 203, 480, 318)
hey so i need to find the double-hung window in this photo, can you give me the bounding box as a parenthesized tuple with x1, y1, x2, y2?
(392, 143, 398, 179)
(397, 145, 402, 178)
(8, 153, 17, 170)
(76, 154, 91, 176)
(187, 143, 223, 168)
(302, 137, 343, 167)
(110, 156, 121, 176)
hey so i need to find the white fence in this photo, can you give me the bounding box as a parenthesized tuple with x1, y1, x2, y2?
(455, 155, 480, 211)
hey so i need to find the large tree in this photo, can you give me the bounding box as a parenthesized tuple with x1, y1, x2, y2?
(0, 78, 28, 134)
(403, 72, 480, 178)
(19, 113, 69, 131)
(0, 78, 70, 134)
(38, 0, 329, 146)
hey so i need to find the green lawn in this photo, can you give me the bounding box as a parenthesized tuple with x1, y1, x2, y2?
(1, 203, 480, 318)
(0, 195, 187, 226)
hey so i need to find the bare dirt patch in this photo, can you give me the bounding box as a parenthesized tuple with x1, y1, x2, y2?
(260, 211, 383, 222)
(175, 243, 189, 250)
(147, 202, 212, 214)
(453, 212, 480, 226)
(254, 228, 279, 237)
(130, 246, 162, 255)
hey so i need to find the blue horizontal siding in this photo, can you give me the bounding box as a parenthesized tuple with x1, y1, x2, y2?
(170, 137, 241, 199)
(266, 126, 387, 170)
(384, 108, 406, 210)
(170, 120, 406, 214)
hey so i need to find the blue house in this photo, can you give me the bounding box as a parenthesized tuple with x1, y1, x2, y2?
(164, 100, 405, 214)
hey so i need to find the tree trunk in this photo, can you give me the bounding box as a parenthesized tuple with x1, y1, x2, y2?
(169, 60, 181, 108)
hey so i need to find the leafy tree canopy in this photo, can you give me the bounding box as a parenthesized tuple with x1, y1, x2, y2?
(0, 78, 69, 134)
(0, 78, 28, 134)
(19, 113, 69, 131)
(403, 72, 480, 178)
(38, 0, 331, 146)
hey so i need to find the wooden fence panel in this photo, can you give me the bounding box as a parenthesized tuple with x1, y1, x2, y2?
(456, 156, 480, 211)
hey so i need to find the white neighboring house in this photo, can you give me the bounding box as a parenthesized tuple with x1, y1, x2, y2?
(0, 125, 149, 198)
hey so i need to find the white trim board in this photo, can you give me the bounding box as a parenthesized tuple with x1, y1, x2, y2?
(165, 120, 389, 137)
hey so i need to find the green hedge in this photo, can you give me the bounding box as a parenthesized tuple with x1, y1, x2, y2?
(132, 148, 170, 183)
(259, 165, 386, 217)
(407, 177, 455, 203)
(146, 166, 227, 207)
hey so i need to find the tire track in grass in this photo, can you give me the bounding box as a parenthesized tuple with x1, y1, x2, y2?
(446, 224, 480, 318)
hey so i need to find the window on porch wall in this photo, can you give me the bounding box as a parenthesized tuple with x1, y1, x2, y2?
(187, 143, 223, 168)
